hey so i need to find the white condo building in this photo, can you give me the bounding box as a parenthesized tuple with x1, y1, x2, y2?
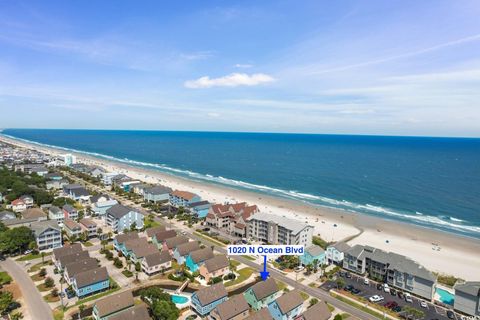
(247, 212, 313, 246)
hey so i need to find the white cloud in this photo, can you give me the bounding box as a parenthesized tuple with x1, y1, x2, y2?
(184, 73, 275, 88)
(207, 112, 220, 118)
(234, 63, 253, 68)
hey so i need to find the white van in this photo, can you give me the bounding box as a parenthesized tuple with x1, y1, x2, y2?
(383, 283, 390, 293)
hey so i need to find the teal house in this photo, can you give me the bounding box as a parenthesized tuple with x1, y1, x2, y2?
(244, 278, 279, 311)
(268, 290, 304, 320)
(185, 247, 214, 272)
(300, 245, 325, 267)
(191, 283, 228, 317)
(72, 267, 109, 298)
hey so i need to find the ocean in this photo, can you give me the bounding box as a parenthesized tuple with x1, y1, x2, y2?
(3, 129, 480, 238)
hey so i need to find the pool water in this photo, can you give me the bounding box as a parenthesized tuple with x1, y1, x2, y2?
(436, 288, 454, 305)
(171, 295, 189, 304)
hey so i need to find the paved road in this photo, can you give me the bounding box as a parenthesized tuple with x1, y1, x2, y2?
(66, 170, 378, 320)
(0, 258, 53, 320)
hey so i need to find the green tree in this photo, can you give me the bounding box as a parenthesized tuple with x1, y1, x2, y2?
(309, 298, 319, 307)
(0, 291, 13, 314)
(334, 314, 343, 320)
(336, 278, 346, 289)
(44, 277, 54, 288)
(0, 226, 35, 255)
(130, 222, 137, 231)
(39, 268, 47, 277)
(135, 261, 141, 272)
(151, 300, 179, 320)
(0, 222, 7, 233)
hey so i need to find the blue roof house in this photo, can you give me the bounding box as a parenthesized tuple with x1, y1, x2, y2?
(191, 283, 228, 317)
(300, 245, 326, 267)
(188, 201, 212, 219)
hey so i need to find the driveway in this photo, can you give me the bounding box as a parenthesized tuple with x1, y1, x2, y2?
(0, 258, 53, 320)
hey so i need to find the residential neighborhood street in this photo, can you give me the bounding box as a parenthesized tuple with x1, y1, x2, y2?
(0, 258, 53, 320)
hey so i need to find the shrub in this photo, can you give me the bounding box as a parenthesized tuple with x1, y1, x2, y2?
(44, 277, 54, 288)
(208, 276, 223, 285)
(114, 258, 123, 269)
(334, 314, 343, 320)
(39, 268, 47, 277)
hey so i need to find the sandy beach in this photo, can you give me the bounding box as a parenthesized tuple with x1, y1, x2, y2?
(2, 135, 480, 281)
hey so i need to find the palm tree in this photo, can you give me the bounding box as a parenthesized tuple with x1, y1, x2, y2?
(313, 259, 319, 273)
(41, 252, 45, 264)
(78, 304, 85, 320)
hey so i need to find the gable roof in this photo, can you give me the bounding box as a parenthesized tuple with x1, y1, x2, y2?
(58, 251, 90, 268)
(107, 204, 136, 219)
(109, 305, 150, 320)
(146, 225, 167, 238)
(171, 190, 198, 200)
(245, 308, 273, 320)
(204, 255, 229, 273)
(213, 294, 249, 320)
(144, 251, 171, 267)
(176, 241, 200, 256)
(49, 206, 62, 214)
(275, 290, 304, 315)
(455, 282, 480, 296)
(115, 232, 139, 244)
(305, 245, 325, 257)
(65, 258, 98, 278)
(153, 230, 177, 242)
(195, 282, 228, 306)
(74, 266, 108, 288)
(250, 278, 279, 300)
(145, 185, 172, 195)
(0, 210, 16, 220)
(90, 194, 111, 203)
(79, 218, 96, 228)
(190, 247, 214, 264)
(53, 243, 82, 259)
(331, 242, 351, 252)
(95, 291, 134, 317)
(21, 208, 46, 219)
(301, 302, 331, 320)
(30, 220, 60, 236)
(64, 219, 82, 231)
(165, 236, 189, 249)
(130, 243, 158, 259)
(62, 204, 76, 213)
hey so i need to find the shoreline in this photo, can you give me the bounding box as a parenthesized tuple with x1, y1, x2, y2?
(1, 134, 480, 280)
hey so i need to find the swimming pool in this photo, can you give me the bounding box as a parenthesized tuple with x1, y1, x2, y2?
(436, 288, 454, 305)
(171, 294, 189, 304)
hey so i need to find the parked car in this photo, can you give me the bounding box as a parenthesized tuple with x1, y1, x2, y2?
(351, 288, 361, 295)
(392, 306, 402, 313)
(377, 283, 383, 290)
(369, 295, 385, 303)
(405, 293, 413, 303)
(294, 266, 305, 272)
(383, 283, 391, 293)
(345, 285, 354, 292)
(364, 278, 370, 285)
(345, 272, 352, 278)
(390, 289, 397, 296)
(398, 292, 405, 299)
(446, 311, 455, 319)
(384, 301, 398, 309)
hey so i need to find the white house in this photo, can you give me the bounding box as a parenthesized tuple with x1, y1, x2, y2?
(30, 220, 62, 251)
(326, 242, 351, 265)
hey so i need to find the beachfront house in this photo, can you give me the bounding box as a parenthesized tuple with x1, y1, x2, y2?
(72, 267, 109, 298)
(300, 245, 326, 267)
(141, 251, 172, 276)
(173, 241, 201, 264)
(169, 190, 201, 207)
(244, 278, 279, 311)
(62, 204, 78, 220)
(106, 204, 144, 232)
(101, 172, 120, 186)
(199, 255, 230, 283)
(143, 185, 172, 203)
(298, 301, 332, 320)
(326, 242, 351, 265)
(210, 294, 250, 320)
(454, 282, 480, 317)
(267, 290, 304, 320)
(206, 202, 259, 237)
(92, 291, 135, 320)
(186, 247, 214, 272)
(91, 194, 118, 216)
(187, 201, 212, 219)
(48, 206, 64, 223)
(30, 220, 62, 251)
(191, 283, 228, 317)
(152, 230, 177, 249)
(343, 245, 437, 301)
(247, 212, 313, 246)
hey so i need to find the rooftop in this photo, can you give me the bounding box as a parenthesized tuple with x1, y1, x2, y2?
(94, 291, 134, 317)
(195, 282, 228, 306)
(212, 294, 249, 320)
(247, 212, 311, 234)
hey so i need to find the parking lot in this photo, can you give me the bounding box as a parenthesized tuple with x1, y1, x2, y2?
(321, 272, 460, 320)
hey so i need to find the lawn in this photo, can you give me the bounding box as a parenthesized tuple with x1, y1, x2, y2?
(225, 267, 254, 287)
(53, 309, 64, 320)
(31, 273, 46, 282)
(331, 292, 385, 320)
(83, 241, 94, 247)
(193, 231, 226, 247)
(0, 271, 12, 285)
(36, 283, 53, 292)
(300, 291, 310, 301)
(241, 255, 256, 261)
(230, 260, 241, 268)
(44, 293, 60, 302)
(122, 270, 133, 278)
(28, 261, 51, 273)
(16, 252, 52, 261)
(144, 219, 161, 229)
(74, 286, 120, 306)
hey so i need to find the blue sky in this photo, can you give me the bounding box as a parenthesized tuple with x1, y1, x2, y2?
(0, 0, 479, 137)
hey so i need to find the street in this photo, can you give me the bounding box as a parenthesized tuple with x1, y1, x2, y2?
(0, 258, 53, 320)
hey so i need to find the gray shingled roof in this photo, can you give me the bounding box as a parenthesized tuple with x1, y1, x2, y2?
(95, 291, 134, 317)
(115, 232, 139, 244)
(106, 204, 135, 219)
(250, 278, 279, 300)
(165, 236, 189, 249)
(245, 308, 273, 320)
(195, 283, 228, 306)
(58, 251, 90, 268)
(305, 245, 325, 256)
(213, 294, 249, 320)
(153, 230, 177, 242)
(332, 242, 351, 252)
(65, 258, 98, 279)
(144, 251, 171, 267)
(176, 241, 200, 256)
(247, 212, 311, 234)
(146, 225, 166, 238)
(0, 210, 16, 220)
(301, 301, 331, 320)
(190, 247, 214, 264)
(74, 266, 108, 288)
(144, 185, 172, 195)
(53, 243, 82, 259)
(30, 220, 60, 236)
(49, 206, 62, 215)
(204, 255, 229, 273)
(275, 290, 303, 314)
(455, 282, 480, 296)
(109, 305, 150, 320)
(62, 204, 76, 213)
